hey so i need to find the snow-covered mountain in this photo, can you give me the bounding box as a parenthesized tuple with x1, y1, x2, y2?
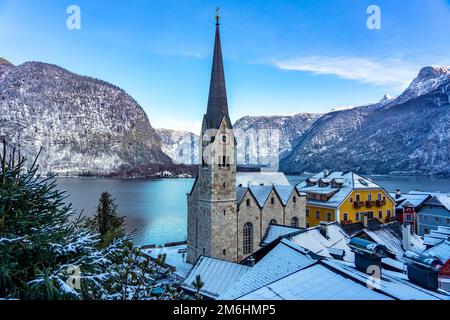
(281, 65, 450, 176)
(156, 113, 322, 166)
(233, 113, 323, 167)
(0, 60, 170, 175)
(156, 128, 199, 165)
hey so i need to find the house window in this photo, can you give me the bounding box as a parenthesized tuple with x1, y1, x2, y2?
(356, 212, 360, 221)
(435, 217, 440, 224)
(343, 213, 348, 222)
(378, 211, 383, 219)
(368, 194, 372, 201)
(368, 212, 374, 219)
(424, 228, 430, 235)
(223, 249, 226, 256)
(293, 196, 297, 203)
(446, 219, 450, 225)
(306, 223, 310, 228)
(378, 194, 382, 201)
(406, 214, 413, 222)
(270, 219, 277, 225)
(350, 197, 354, 203)
(356, 195, 361, 202)
(327, 212, 332, 221)
(423, 215, 428, 222)
(246, 199, 251, 207)
(306, 208, 310, 217)
(291, 217, 299, 228)
(387, 210, 391, 218)
(271, 197, 275, 205)
(316, 211, 320, 219)
(243, 223, 253, 255)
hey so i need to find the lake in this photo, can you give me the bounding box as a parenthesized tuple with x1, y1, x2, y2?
(56, 175, 450, 246)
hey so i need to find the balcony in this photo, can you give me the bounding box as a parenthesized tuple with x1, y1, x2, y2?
(366, 200, 375, 208)
(375, 200, 386, 207)
(353, 201, 365, 209)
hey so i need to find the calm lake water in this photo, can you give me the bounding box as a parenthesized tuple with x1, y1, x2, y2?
(56, 175, 450, 246)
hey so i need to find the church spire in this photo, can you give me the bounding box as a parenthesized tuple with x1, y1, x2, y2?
(205, 7, 230, 129)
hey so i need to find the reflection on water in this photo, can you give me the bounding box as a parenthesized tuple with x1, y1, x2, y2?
(57, 178, 193, 246)
(57, 175, 450, 246)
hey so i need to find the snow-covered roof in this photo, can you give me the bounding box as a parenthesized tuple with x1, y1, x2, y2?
(322, 259, 448, 300)
(260, 224, 302, 247)
(288, 222, 355, 262)
(363, 222, 425, 261)
(227, 238, 448, 300)
(236, 172, 290, 187)
(424, 226, 450, 246)
(248, 185, 273, 208)
(408, 192, 450, 211)
(390, 193, 430, 209)
(273, 185, 295, 206)
(144, 245, 192, 278)
(238, 263, 391, 300)
(423, 240, 450, 262)
(236, 187, 248, 207)
(296, 171, 387, 208)
(219, 240, 316, 300)
(435, 195, 450, 211)
(181, 256, 250, 299)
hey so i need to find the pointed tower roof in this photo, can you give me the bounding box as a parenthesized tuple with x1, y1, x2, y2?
(205, 8, 231, 129)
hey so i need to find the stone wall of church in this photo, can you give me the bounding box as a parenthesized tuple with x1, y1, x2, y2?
(237, 192, 262, 261)
(284, 191, 307, 228)
(261, 190, 285, 232)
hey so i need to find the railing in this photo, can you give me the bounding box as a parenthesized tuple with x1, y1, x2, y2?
(376, 200, 386, 207)
(366, 200, 375, 208)
(353, 201, 365, 209)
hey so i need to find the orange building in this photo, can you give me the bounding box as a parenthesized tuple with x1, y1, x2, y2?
(296, 171, 396, 228)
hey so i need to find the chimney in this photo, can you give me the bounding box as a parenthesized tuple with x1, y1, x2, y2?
(349, 238, 387, 277)
(320, 221, 329, 239)
(395, 189, 401, 199)
(404, 251, 443, 290)
(362, 213, 369, 228)
(323, 170, 330, 177)
(247, 256, 256, 267)
(402, 224, 411, 252)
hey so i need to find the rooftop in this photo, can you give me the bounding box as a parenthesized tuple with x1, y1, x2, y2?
(362, 222, 425, 261)
(236, 172, 290, 187)
(296, 171, 389, 208)
(181, 256, 250, 299)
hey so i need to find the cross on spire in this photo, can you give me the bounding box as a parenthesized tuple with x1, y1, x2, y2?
(216, 6, 220, 25)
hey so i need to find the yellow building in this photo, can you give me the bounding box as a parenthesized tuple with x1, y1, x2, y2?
(296, 171, 395, 228)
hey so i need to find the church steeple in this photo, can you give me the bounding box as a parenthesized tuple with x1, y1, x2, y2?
(205, 7, 230, 129)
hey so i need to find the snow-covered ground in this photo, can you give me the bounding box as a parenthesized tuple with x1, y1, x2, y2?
(144, 245, 192, 279)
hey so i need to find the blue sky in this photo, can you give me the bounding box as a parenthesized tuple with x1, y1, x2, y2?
(1, 0, 450, 132)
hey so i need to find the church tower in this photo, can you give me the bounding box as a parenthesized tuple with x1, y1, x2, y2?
(187, 9, 238, 264)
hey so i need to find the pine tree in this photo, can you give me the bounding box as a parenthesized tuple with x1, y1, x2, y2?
(85, 192, 125, 248)
(192, 274, 204, 300)
(0, 142, 180, 300)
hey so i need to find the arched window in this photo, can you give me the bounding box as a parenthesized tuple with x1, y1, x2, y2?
(291, 217, 299, 228)
(243, 223, 253, 255)
(270, 219, 277, 225)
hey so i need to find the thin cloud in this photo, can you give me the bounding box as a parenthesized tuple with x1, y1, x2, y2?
(273, 56, 418, 88)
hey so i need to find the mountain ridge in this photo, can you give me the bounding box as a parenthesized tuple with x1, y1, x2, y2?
(0, 60, 171, 176)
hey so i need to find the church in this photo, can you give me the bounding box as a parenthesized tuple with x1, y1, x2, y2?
(187, 12, 307, 264)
